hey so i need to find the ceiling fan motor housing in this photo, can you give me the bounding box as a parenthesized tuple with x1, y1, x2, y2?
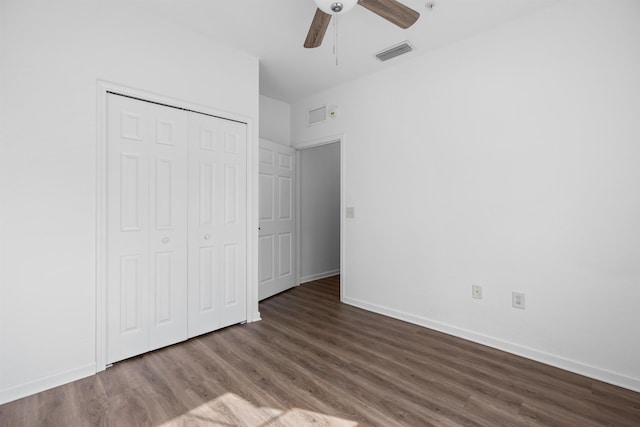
(315, 0, 357, 15)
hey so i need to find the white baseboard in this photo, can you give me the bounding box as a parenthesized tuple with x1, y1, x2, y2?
(299, 269, 341, 285)
(343, 296, 640, 393)
(0, 363, 96, 405)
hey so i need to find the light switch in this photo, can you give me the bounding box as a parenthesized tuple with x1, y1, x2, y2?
(346, 207, 355, 219)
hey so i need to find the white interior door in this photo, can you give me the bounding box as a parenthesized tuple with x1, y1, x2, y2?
(188, 113, 247, 337)
(106, 94, 188, 364)
(258, 139, 296, 300)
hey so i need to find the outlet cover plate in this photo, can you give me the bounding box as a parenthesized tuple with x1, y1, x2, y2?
(472, 285, 482, 299)
(512, 291, 526, 309)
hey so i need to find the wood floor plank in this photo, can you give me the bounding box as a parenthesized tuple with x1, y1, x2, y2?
(1, 275, 639, 426)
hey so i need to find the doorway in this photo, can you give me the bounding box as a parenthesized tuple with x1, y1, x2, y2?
(297, 142, 341, 283)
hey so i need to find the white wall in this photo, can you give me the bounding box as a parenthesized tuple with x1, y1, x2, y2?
(292, 0, 640, 391)
(259, 95, 291, 146)
(0, 0, 259, 403)
(299, 143, 341, 282)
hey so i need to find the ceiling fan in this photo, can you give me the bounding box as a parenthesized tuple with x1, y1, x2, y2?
(304, 0, 420, 48)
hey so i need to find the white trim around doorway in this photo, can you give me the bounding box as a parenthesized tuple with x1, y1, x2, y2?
(294, 133, 346, 302)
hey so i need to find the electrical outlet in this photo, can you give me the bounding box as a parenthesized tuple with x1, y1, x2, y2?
(512, 292, 525, 309)
(472, 285, 482, 299)
(346, 207, 355, 219)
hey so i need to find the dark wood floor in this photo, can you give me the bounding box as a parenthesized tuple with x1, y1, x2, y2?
(1, 276, 639, 426)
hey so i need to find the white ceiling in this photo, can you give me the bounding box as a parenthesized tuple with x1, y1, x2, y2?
(135, 0, 561, 103)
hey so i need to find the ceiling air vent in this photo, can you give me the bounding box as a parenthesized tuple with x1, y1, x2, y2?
(375, 41, 414, 62)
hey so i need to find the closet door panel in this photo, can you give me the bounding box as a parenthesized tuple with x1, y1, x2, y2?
(188, 113, 247, 337)
(148, 103, 188, 351)
(188, 115, 222, 337)
(106, 95, 151, 364)
(219, 124, 247, 327)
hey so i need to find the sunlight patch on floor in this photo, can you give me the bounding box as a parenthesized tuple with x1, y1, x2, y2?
(160, 392, 358, 426)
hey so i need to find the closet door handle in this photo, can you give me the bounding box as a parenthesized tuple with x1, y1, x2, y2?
(162, 237, 170, 244)
(204, 234, 211, 240)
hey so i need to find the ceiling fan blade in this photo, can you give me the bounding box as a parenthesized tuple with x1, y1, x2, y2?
(358, 0, 419, 29)
(304, 8, 332, 48)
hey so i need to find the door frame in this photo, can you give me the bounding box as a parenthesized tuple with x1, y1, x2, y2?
(294, 133, 345, 302)
(96, 81, 257, 372)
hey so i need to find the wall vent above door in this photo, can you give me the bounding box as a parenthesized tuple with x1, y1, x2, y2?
(307, 105, 327, 126)
(375, 41, 414, 62)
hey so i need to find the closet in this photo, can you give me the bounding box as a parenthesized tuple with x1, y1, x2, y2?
(105, 93, 247, 364)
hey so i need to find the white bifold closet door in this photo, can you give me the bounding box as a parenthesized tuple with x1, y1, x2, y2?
(106, 93, 246, 364)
